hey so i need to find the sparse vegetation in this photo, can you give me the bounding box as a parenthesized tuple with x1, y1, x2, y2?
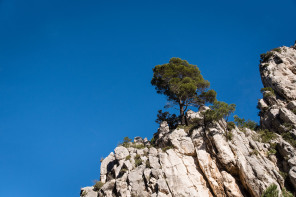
(121, 137, 132, 148)
(260, 51, 274, 63)
(233, 115, 258, 130)
(100, 157, 104, 163)
(271, 48, 281, 53)
(281, 132, 296, 147)
(134, 154, 142, 167)
(125, 155, 131, 161)
(257, 129, 277, 143)
(250, 149, 259, 156)
(162, 145, 174, 152)
(227, 121, 236, 131)
(81, 190, 88, 197)
(261, 183, 279, 197)
(146, 160, 151, 168)
(268, 143, 277, 155)
(93, 181, 104, 191)
(155, 110, 179, 129)
(260, 87, 275, 98)
(281, 188, 293, 197)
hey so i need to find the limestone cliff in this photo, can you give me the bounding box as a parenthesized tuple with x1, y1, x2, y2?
(81, 43, 296, 197)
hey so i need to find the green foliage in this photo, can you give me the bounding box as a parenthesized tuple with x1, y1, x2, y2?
(225, 131, 233, 141)
(81, 190, 88, 197)
(119, 168, 128, 174)
(257, 129, 277, 143)
(233, 115, 257, 130)
(150, 136, 155, 145)
(121, 137, 132, 148)
(155, 110, 179, 129)
(281, 132, 296, 147)
(151, 57, 216, 124)
(125, 155, 131, 161)
(93, 181, 104, 191)
(281, 188, 293, 197)
(209, 101, 236, 121)
(130, 143, 145, 149)
(261, 184, 279, 197)
(134, 154, 142, 167)
(279, 170, 287, 179)
(227, 121, 236, 131)
(271, 48, 282, 53)
(268, 143, 277, 155)
(146, 160, 151, 168)
(260, 87, 275, 98)
(162, 145, 174, 152)
(250, 149, 259, 156)
(260, 51, 274, 63)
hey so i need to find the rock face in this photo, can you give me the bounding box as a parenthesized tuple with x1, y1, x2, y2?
(81, 43, 296, 197)
(257, 43, 296, 193)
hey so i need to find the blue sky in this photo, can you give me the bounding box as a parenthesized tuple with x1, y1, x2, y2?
(0, 0, 295, 196)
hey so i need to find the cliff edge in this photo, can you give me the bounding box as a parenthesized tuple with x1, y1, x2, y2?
(81, 43, 296, 197)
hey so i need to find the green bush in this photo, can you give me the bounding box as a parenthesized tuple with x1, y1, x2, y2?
(233, 115, 257, 130)
(282, 188, 293, 197)
(271, 48, 281, 53)
(162, 145, 174, 152)
(261, 183, 279, 197)
(281, 132, 296, 147)
(93, 181, 104, 191)
(146, 160, 151, 168)
(227, 121, 235, 131)
(121, 137, 132, 148)
(125, 155, 131, 161)
(130, 144, 145, 149)
(257, 129, 277, 143)
(134, 154, 142, 167)
(81, 190, 88, 197)
(250, 149, 259, 156)
(260, 87, 275, 98)
(260, 51, 274, 63)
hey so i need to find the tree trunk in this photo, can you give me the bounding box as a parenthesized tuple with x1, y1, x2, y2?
(179, 101, 185, 125)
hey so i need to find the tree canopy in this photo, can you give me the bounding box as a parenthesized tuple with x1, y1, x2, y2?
(151, 57, 216, 124)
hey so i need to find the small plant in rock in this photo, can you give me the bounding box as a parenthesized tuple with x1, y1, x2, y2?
(81, 190, 88, 197)
(130, 144, 145, 149)
(145, 160, 151, 168)
(257, 129, 277, 143)
(100, 157, 104, 163)
(119, 168, 128, 174)
(250, 149, 259, 156)
(261, 183, 279, 197)
(281, 188, 293, 197)
(134, 154, 142, 167)
(279, 170, 288, 180)
(233, 115, 258, 130)
(271, 48, 281, 53)
(93, 181, 104, 191)
(121, 137, 132, 148)
(268, 143, 277, 155)
(162, 145, 174, 152)
(125, 155, 131, 161)
(281, 132, 296, 148)
(260, 87, 275, 98)
(227, 121, 236, 131)
(260, 51, 274, 63)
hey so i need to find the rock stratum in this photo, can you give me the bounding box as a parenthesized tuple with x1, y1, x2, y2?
(81, 43, 296, 197)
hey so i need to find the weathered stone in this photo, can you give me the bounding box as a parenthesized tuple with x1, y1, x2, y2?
(114, 146, 129, 160)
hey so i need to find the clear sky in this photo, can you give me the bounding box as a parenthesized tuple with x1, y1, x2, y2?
(0, 0, 295, 196)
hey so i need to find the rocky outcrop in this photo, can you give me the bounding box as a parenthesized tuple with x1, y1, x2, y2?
(81, 43, 296, 197)
(257, 43, 296, 193)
